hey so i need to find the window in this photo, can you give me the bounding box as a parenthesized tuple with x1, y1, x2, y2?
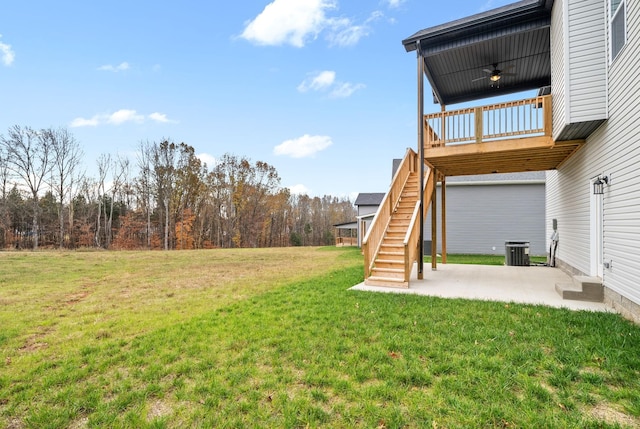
(610, 0, 626, 61)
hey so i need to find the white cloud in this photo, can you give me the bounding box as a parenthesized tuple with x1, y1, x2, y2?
(197, 153, 216, 168)
(240, 0, 380, 48)
(297, 70, 336, 92)
(298, 70, 364, 98)
(241, 0, 336, 47)
(70, 109, 176, 128)
(274, 134, 333, 158)
(70, 117, 100, 128)
(326, 11, 382, 47)
(329, 82, 365, 98)
(327, 22, 369, 47)
(108, 109, 144, 125)
(0, 34, 15, 66)
(288, 184, 311, 195)
(148, 112, 177, 123)
(97, 62, 130, 72)
(385, 0, 404, 8)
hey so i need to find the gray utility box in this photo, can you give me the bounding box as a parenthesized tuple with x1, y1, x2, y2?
(505, 241, 530, 266)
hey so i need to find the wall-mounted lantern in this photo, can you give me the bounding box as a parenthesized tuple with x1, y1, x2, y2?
(593, 175, 609, 195)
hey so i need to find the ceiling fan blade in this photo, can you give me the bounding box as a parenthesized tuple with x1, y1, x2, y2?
(482, 69, 493, 73)
(501, 72, 517, 77)
(502, 64, 516, 72)
(472, 76, 488, 82)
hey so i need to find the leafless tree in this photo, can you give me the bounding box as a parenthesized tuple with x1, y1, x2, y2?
(47, 127, 84, 249)
(136, 141, 154, 249)
(0, 125, 53, 249)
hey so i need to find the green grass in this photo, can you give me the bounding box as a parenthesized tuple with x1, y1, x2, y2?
(2, 247, 640, 428)
(425, 253, 547, 265)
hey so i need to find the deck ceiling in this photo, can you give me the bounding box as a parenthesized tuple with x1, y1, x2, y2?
(424, 138, 583, 177)
(403, 0, 554, 106)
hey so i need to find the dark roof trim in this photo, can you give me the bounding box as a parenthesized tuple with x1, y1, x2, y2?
(334, 221, 358, 228)
(354, 193, 385, 206)
(402, 0, 552, 52)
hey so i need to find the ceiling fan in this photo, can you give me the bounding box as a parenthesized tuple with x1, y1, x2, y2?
(472, 63, 516, 85)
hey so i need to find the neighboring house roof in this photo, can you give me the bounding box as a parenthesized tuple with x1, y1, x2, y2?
(334, 221, 358, 229)
(354, 193, 385, 206)
(401, 0, 553, 105)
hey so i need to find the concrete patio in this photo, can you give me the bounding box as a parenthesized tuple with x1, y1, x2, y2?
(351, 263, 612, 312)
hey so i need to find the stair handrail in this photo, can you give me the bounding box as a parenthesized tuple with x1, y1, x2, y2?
(403, 166, 434, 282)
(363, 148, 417, 278)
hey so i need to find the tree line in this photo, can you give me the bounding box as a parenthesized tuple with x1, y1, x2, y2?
(0, 125, 356, 250)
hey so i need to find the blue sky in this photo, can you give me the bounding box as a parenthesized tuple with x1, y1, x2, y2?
(0, 0, 515, 199)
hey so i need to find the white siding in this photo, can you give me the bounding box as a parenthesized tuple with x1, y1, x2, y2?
(551, 0, 567, 139)
(552, 0, 607, 139)
(567, 0, 607, 122)
(547, 0, 640, 305)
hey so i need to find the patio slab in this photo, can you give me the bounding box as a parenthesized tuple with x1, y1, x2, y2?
(351, 263, 612, 312)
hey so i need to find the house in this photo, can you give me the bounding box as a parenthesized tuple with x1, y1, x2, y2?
(363, 0, 640, 322)
(354, 193, 385, 248)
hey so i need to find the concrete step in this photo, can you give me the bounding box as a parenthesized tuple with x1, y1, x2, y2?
(555, 275, 603, 302)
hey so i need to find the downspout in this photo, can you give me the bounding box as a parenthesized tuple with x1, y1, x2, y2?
(417, 41, 425, 280)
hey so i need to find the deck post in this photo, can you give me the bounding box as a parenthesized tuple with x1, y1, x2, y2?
(475, 107, 483, 143)
(441, 175, 447, 264)
(417, 41, 425, 280)
(431, 168, 437, 271)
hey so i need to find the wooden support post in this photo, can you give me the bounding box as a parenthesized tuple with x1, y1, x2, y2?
(431, 168, 437, 271)
(475, 107, 483, 143)
(441, 175, 447, 264)
(543, 95, 552, 136)
(440, 105, 446, 147)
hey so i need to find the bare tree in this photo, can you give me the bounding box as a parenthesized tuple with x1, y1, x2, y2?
(152, 141, 177, 250)
(0, 125, 53, 249)
(47, 127, 84, 249)
(0, 148, 10, 248)
(136, 141, 154, 249)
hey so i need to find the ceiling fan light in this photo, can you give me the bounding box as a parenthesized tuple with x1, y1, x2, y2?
(490, 74, 501, 82)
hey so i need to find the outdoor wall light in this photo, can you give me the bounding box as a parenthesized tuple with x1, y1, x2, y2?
(593, 175, 609, 195)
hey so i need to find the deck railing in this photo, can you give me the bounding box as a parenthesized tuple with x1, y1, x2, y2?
(363, 148, 418, 278)
(424, 95, 552, 147)
(335, 237, 357, 247)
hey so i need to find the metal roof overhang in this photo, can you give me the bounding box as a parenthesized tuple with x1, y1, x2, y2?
(402, 0, 554, 106)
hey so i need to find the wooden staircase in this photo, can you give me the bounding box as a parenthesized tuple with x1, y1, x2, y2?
(365, 173, 419, 287)
(363, 149, 434, 288)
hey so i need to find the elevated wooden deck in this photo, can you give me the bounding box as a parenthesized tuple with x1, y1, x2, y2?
(423, 95, 583, 176)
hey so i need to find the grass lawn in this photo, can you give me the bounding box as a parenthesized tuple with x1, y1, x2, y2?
(425, 253, 547, 266)
(1, 247, 640, 428)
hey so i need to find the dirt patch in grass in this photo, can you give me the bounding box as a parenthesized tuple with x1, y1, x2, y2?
(147, 399, 173, 420)
(18, 327, 52, 352)
(589, 403, 639, 427)
(68, 416, 88, 429)
(64, 290, 90, 305)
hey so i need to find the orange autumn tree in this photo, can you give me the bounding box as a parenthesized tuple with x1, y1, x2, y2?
(175, 208, 196, 250)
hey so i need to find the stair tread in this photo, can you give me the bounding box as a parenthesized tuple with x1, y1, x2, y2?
(372, 267, 404, 273)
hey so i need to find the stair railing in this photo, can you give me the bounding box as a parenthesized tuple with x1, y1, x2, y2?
(402, 166, 434, 282)
(363, 148, 418, 278)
